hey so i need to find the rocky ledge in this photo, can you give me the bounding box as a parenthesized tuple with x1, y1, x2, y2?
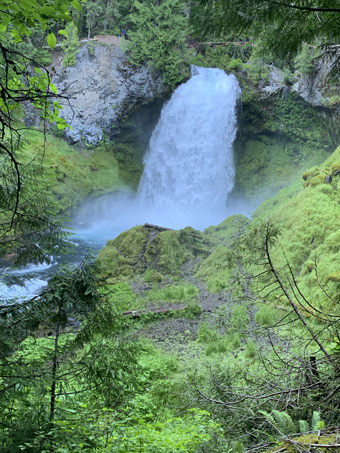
(52, 39, 167, 145)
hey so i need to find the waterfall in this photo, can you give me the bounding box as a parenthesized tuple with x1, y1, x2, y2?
(137, 66, 241, 228)
(1, 67, 242, 301)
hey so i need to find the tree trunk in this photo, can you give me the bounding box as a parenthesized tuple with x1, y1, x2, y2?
(49, 304, 62, 422)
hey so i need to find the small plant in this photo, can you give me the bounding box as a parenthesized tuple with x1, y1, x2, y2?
(87, 41, 95, 56)
(255, 305, 277, 326)
(59, 22, 80, 67)
(185, 300, 202, 318)
(259, 410, 325, 436)
(197, 322, 219, 343)
(231, 305, 250, 330)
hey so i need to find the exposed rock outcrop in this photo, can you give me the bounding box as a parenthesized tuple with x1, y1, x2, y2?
(292, 48, 340, 107)
(52, 41, 167, 145)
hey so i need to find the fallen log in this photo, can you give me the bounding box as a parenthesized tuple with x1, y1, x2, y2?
(123, 305, 186, 318)
(144, 223, 173, 232)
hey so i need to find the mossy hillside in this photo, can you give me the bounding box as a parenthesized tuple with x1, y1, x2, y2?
(203, 214, 250, 245)
(251, 145, 340, 309)
(233, 137, 329, 201)
(97, 225, 210, 282)
(233, 90, 336, 202)
(22, 130, 141, 213)
(196, 215, 250, 293)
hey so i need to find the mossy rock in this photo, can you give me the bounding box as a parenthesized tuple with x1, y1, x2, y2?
(97, 224, 209, 281)
(261, 433, 338, 452)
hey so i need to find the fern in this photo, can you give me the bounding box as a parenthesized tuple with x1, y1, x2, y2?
(298, 419, 310, 434)
(260, 410, 325, 437)
(311, 411, 325, 431)
(259, 410, 278, 431)
(260, 410, 297, 435)
(272, 410, 296, 435)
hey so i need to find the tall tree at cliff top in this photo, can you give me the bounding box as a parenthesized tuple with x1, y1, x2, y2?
(0, 0, 82, 264)
(190, 0, 340, 64)
(127, 0, 189, 87)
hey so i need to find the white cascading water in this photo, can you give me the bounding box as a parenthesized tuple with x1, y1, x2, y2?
(1, 67, 242, 301)
(137, 66, 241, 229)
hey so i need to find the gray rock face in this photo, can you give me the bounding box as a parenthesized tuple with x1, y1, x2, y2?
(260, 67, 285, 96)
(52, 43, 166, 144)
(292, 48, 340, 107)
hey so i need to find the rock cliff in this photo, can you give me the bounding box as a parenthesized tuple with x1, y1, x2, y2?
(52, 39, 167, 145)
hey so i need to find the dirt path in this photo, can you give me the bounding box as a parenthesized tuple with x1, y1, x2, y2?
(133, 259, 232, 352)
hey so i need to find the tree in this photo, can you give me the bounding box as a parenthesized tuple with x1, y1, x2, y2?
(85, 1, 103, 39)
(59, 21, 80, 66)
(127, 0, 189, 87)
(190, 0, 340, 65)
(0, 0, 84, 264)
(0, 256, 141, 451)
(99, 0, 122, 33)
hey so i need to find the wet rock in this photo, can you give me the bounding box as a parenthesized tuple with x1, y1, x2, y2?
(292, 48, 340, 107)
(52, 44, 167, 145)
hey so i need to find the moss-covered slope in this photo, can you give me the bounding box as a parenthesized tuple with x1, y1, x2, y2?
(22, 130, 142, 213)
(252, 145, 340, 309)
(233, 92, 336, 202)
(97, 224, 210, 283)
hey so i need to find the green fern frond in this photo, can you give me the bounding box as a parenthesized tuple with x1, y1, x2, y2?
(299, 419, 310, 434)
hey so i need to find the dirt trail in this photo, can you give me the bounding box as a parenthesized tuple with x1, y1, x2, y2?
(134, 259, 232, 351)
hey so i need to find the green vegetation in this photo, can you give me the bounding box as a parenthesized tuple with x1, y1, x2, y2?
(98, 224, 209, 281)
(2, 1, 340, 452)
(20, 131, 142, 214)
(127, 0, 190, 87)
(190, 1, 340, 64)
(59, 22, 80, 66)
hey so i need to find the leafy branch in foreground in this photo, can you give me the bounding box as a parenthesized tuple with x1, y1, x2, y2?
(0, 255, 141, 451)
(0, 1, 83, 263)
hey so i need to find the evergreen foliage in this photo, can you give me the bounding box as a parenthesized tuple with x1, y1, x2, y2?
(59, 22, 80, 66)
(190, 1, 340, 65)
(127, 0, 190, 87)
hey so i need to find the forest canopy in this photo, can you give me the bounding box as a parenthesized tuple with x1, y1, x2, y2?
(190, 0, 340, 63)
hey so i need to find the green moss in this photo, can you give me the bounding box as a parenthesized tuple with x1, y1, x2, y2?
(252, 146, 340, 311)
(194, 216, 250, 292)
(142, 283, 199, 303)
(98, 226, 149, 279)
(203, 215, 250, 244)
(233, 137, 330, 202)
(261, 433, 338, 452)
(233, 89, 336, 202)
(21, 130, 132, 214)
(143, 269, 164, 283)
(98, 225, 209, 281)
(196, 246, 234, 292)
